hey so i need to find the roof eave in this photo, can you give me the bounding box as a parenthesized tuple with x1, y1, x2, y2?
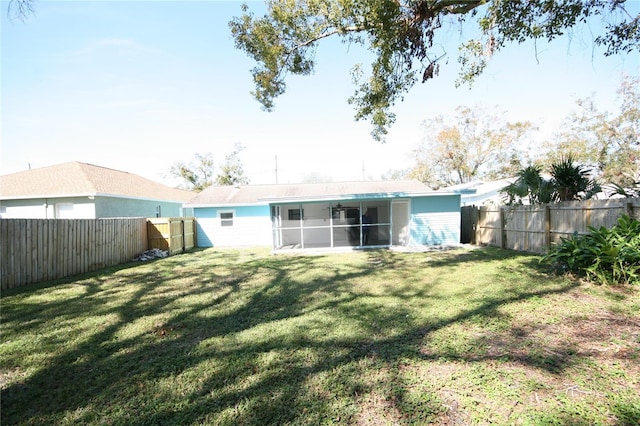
(185, 201, 269, 208)
(0, 193, 97, 201)
(260, 191, 459, 203)
(184, 191, 461, 207)
(1, 192, 189, 203)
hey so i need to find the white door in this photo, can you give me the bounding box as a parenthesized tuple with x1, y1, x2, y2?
(392, 201, 410, 246)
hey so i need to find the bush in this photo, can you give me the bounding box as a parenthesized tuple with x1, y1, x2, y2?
(542, 215, 640, 285)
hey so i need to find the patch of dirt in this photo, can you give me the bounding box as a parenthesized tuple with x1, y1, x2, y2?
(355, 392, 404, 426)
(0, 368, 27, 390)
(435, 391, 471, 426)
(150, 323, 183, 338)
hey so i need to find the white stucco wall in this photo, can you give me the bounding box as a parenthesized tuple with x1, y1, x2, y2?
(0, 198, 96, 218)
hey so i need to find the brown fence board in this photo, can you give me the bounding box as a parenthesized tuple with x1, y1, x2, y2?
(1, 220, 11, 288)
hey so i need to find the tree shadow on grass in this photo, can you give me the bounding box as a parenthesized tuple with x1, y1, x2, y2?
(1, 247, 632, 425)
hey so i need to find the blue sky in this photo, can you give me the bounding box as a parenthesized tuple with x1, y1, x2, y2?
(2, 1, 638, 186)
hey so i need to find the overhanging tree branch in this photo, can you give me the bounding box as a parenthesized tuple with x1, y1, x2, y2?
(229, 1, 639, 141)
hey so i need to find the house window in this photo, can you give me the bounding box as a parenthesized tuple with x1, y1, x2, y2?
(288, 209, 303, 221)
(220, 212, 234, 227)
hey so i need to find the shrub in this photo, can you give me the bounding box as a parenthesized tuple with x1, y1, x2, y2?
(542, 215, 640, 285)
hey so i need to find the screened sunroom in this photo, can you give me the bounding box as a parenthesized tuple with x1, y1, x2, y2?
(270, 199, 394, 250)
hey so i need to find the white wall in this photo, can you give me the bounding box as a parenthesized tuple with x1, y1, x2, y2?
(1, 204, 48, 218)
(55, 202, 96, 218)
(195, 206, 272, 247)
(0, 198, 96, 218)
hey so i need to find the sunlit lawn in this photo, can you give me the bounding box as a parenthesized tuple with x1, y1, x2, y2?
(1, 246, 639, 425)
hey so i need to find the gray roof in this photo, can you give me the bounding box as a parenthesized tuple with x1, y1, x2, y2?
(0, 161, 194, 202)
(186, 180, 435, 206)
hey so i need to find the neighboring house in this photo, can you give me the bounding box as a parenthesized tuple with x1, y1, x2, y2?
(185, 180, 461, 251)
(0, 162, 194, 219)
(440, 179, 513, 206)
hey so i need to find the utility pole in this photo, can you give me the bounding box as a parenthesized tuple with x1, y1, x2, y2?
(275, 155, 279, 184)
(362, 161, 365, 181)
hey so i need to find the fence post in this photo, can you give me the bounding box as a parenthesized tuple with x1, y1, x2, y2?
(544, 205, 551, 252)
(473, 206, 479, 245)
(524, 208, 529, 252)
(500, 208, 506, 249)
(474, 207, 481, 245)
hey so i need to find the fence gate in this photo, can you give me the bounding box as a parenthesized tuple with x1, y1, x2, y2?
(460, 206, 478, 244)
(147, 217, 196, 255)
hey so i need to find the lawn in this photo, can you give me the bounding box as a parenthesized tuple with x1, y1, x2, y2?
(1, 246, 639, 425)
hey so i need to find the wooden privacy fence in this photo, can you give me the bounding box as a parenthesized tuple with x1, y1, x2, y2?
(1, 218, 147, 289)
(462, 198, 640, 254)
(1, 217, 197, 290)
(147, 217, 196, 255)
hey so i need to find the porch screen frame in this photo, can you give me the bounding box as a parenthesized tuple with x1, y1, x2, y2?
(270, 199, 391, 250)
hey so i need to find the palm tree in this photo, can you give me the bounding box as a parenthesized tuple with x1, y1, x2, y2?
(501, 165, 554, 205)
(549, 156, 601, 202)
(605, 171, 640, 198)
(502, 156, 600, 205)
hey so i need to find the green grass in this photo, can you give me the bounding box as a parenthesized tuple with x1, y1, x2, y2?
(1, 247, 639, 425)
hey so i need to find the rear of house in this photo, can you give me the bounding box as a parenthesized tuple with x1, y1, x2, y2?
(186, 181, 461, 251)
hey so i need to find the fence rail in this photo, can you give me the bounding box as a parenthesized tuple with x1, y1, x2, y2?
(462, 198, 640, 254)
(1, 217, 197, 290)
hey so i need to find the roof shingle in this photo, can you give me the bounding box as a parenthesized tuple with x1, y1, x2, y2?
(186, 180, 434, 206)
(0, 162, 194, 202)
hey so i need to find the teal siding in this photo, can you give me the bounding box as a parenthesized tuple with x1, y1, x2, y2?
(410, 195, 460, 213)
(409, 194, 460, 246)
(94, 197, 184, 218)
(195, 205, 268, 219)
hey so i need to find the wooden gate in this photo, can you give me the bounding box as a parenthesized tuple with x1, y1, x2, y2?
(147, 217, 196, 255)
(460, 206, 478, 244)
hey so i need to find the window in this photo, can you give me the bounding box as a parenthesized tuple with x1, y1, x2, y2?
(220, 212, 234, 227)
(288, 209, 303, 221)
